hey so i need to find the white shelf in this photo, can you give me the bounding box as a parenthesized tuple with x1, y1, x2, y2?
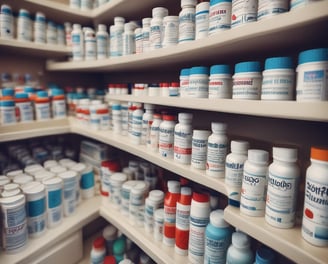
(0, 118, 70, 142)
(0, 195, 101, 264)
(47, 1, 328, 72)
(224, 206, 327, 264)
(106, 95, 328, 122)
(100, 200, 188, 264)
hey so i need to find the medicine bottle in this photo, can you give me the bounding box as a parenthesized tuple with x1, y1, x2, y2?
(150, 113, 162, 151)
(159, 114, 176, 158)
(175, 186, 192, 255)
(209, 64, 232, 99)
(225, 140, 250, 206)
(232, 61, 262, 100)
(131, 104, 144, 145)
(257, 0, 289, 20)
(188, 192, 210, 264)
(174, 113, 193, 164)
(129, 181, 149, 227)
(17, 9, 32, 41)
(109, 18, 124, 57)
(162, 16, 179, 48)
(84, 28, 96, 60)
(58, 170, 78, 216)
(206, 122, 228, 178)
(240, 149, 269, 217)
(0, 95, 16, 125)
(135, 27, 143, 54)
(96, 24, 108, 59)
(226, 231, 254, 264)
(142, 17, 152, 52)
(102, 224, 117, 255)
(52, 89, 67, 119)
(191, 129, 211, 170)
(35, 91, 51, 121)
(209, 0, 232, 35)
(111, 101, 121, 133)
(179, 0, 197, 43)
(144, 189, 165, 233)
(0, 4, 14, 39)
(90, 237, 106, 264)
(296, 47, 328, 101)
(163, 180, 180, 246)
(195, 1, 210, 40)
(123, 22, 136, 55)
(34, 12, 46, 43)
(46, 20, 57, 45)
(188, 66, 210, 98)
(231, 0, 257, 28)
(142, 103, 155, 145)
(179, 68, 190, 98)
(302, 147, 328, 246)
(57, 24, 65, 45)
(265, 147, 300, 228)
(255, 245, 276, 264)
(154, 208, 164, 241)
(71, 23, 84, 60)
(204, 209, 233, 264)
(261, 56, 295, 100)
(109, 172, 127, 207)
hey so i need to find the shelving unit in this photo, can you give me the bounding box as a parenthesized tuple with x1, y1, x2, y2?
(1, 0, 327, 263)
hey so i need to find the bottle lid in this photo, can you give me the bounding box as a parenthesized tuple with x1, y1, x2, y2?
(232, 231, 250, 249)
(163, 114, 175, 121)
(103, 224, 118, 240)
(264, 56, 293, 70)
(272, 147, 298, 162)
(152, 7, 169, 18)
(256, 245, 276, 264)
(178, 112, 193, 122)
(231, 140, 249, 154)
(311, 147, 328, 162)
(298, 48, 328, 64)
(124, 22, 136, 31)
(114, 16, 125, 25)
(210, 64, 231, 75)
(113, 237, 126, 255)
(58, 170, 77, 180)
(248, 149, 269, 165)
(4, 183, 20, 191)
(210, 209, 229, 228)
(235, 61, 261, 73)
(149, 189, 165, 201)
(192, 192, 209, 202)
(15, 93, 29, 99)
(73, 23, 81, 30)
(167, 180, 180, 193)
(98, 24, 107, 31)
(142, 17, 152, 26)
(211, 122, 227, 133)
(153, 113, 162, 119)
(180, 68, 190, 76)
(110, 172, 128, 184)
(163, 16, 179, 22)
(52, 89, 64, 96)
(181, 0, 197, 7)
(104, 256, 116, 264)
(93, 236, 105, 249)
(190, 66, 209, 75)
(210, 0, 232, 5)
(19, 9, 30, 18)
(181, 186, 192, 196)
(196, 1, 210, 10)
(37, 91, 48, 98)
(1, 5, 12, 14)
(2, 88, 15, 96)
(144, 103, 155, 110)
(193, 129, 211, 139)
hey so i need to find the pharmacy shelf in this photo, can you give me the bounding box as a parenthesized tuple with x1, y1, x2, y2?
(47, 1, 328, 72)
(70, 118, 227, 195)
(106, 95, 328, 122)
(0, 195, 101, 264)
(0, 38, 71, 58)
(0, 118, 70, 142)
(224, 206, 327, 264)
(100, 200, 188, 264)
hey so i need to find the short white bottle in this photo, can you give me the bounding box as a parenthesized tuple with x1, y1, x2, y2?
(0, 4, 14, 39)
(191, 129, 211, 170)
(149, 113, 162, 151)
(131, 104, 144, 145)
(240, 149, 269, 217)
(179, 0, 197, 43)
(226, 231, 254, 264)
(141, 104, 155, 145)
(174, 113, 193, 164)
(159, 114, 176, 158)
(206, 122, 228, 178)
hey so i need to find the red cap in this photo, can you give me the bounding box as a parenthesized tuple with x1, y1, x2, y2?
(104, 255, 116, 264)
(93, 237, 105, 249)
(192, 192, 209, 202)
(163, 114, 175, 121)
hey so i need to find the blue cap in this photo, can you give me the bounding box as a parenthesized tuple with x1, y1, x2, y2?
(18, 9, 30, 18)
(96, 89, 105, 95)
(112, 104, 121, 110)
(256, 246, 276, 264)
(265, 56, 293, 70)
(180, 68, 190, 76)
(2, 88, 14, 96)
(210, 0, 232, 5)
(37, 91, 48, 98)
(24, 86, 35, 93)
(298, 48, 328, 64)
(1, 5, 12, 15)
(0, 99, 14, 106)
(15, 93, 29, 99)
(210, 64, 231, 74)
(235, 61, 261, 73)
(190, 66, 209, 75)
(52, 89, 64, 96)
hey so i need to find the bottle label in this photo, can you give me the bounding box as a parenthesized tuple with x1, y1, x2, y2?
(204, 234, 230, 264)
(189, 215, 209, 262)
(191, 138, 208, 168)
(176, 202, 191, 230)
(174, 129, 192, 163)
(81, 171, 94, 189)
(231, 0, 257, 28)
(159, 125, 175, 157)
(164, 205, 177, 239)
(209, 2, 232, 34)
(195, 8, 209, 39)
(257, 0, 289, 19)
(16, 102, 34, 122)
(26, 198, 46, 235)
(206, 142, 227, 175)
(179, 11, 195, 42)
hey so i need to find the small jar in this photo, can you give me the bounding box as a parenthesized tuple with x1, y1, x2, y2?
(257, 0, 289, 20)
(191, 129, 211, 170)
(195, 1, 210, 40)
(208, 0, 232, 35)
(179, 68, 190, 98)
(209, 64, 232, 99)
(187, 66, 209, 98)
(162, 16, 179, 47)
(231, 0, 257, 28)
(174, 113, 193, 164)
(35, 91, 51, 121)
(159, 114, 176, 158)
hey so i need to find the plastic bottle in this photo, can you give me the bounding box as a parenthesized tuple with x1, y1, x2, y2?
(0, 95, 15, 125)
(209, 0, 232, 35)
(163, 180, 181, 246)
(195, 1, 210, 40)
(84, 28, 96, 60)
(179, 68, 190, 98)
(265, 147, 300, 228)
(187, 66, 209, 98)
(144, 189, 165, 233)
(261, 56, 295, 100)
(159, 114, 176, 158)
(302, 147, 328, 246)
(64, 22, 72, 47)
(129, 181, 149, 227)
(255, 245, 276, 264)
(257, 0, 289, 20)
(174, 113, 193, 164)
(232, 61, 262, 100)
(109, 172, 127, 207)
(225, 140, 250, 206)
(175, 186, 192, 255)
(296, 48, 328, 101)
(90, 237, 106, 264)
(142, 104, 155, 145)
(17, 9, 32, 41)
(58, 170, 78, 216)
(191, 129, 211, 170)
(209, 64, 232, 99)
(240, 149, 269, 217)
(188, 192, 210, 264)
(46, 20, 57, 45)
(169, 82, 180, 97)
(135, 27, 143, 54)
(100, 160, 120, 197)
(206, 122, 228, 177)
(123, 22, 136, 55)
(71, 24, 84, 60)
(35, 91, 51, 121)
(131, 104, 144, 145)
(103, 224, 117, 255)
(226, 231, 254, 264)
(110, 17, 125, 57)
(231, 0, 258, 28)
(290, 0, 319, 10)
(0, 4, 14, 39)
(150, 7, 168, 50)
(150, 113, 162, 151)
(142, 17, 152, 53)
(96, 24, 108, 59)
(204, 209, 233, 264)
(57, 24, 65, 45)
(154, 208, 165, 241)
(179, 0, 197, 43)
(34, 12, 46, 43)
(52, 89, 67, 119)
(162, 16, 179, 47)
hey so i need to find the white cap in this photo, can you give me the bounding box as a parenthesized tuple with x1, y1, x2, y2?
(181, 0, 197, 8)
(210, 209, 229, 228)
(152, 7, 169, 18)
(98, 24, 107, 31)
(167, 180, 180, 193)
(142, 17, 152, 26)
(273, 147, 298, 162)
(144, 103, 155, 110)
(58, 170, 78, 180)
(110, 172, 128, 184)
(211, 122, 227, 133)
(248, 149, 269, 164)
(192, 129, 211, 139)
(232, 231, 251, 249)
(103, 224, 118, 240)
(50, 165, 67, 175)
(73, 23, 81, 30)
(181, 186, 192, 196)
(114, 16, 125, 25)
(124, 22, 136, 31)
(178, 112, 193, 122)
(231, 140, 249, 154)
(149, 189, 165, 201)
